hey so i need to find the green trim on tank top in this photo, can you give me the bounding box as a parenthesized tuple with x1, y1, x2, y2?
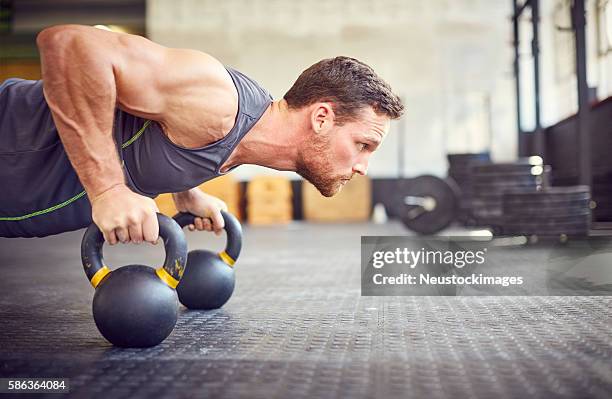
(0, 120, 152, 221)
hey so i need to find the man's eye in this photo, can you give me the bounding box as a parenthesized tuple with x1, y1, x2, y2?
(357, 143, 366, 151)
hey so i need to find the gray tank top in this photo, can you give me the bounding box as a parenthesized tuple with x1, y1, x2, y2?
(115, 66, 272, 196)
(0, 67, 271, 237)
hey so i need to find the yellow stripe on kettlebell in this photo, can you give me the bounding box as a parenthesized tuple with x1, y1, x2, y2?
(218, 251, 235, 267)
(90, 266, 111, 288)
(156, 267, 179, 289)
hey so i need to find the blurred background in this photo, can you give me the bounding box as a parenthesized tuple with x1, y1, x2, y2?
(1, 0, 611, 229)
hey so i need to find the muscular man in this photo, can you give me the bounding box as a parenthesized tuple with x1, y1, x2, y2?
(0, 25, 404, 244)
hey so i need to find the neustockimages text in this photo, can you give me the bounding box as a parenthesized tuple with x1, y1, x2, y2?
(370, 248, 524, 287)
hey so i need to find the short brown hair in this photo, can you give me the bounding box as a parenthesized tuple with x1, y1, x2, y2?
(284, 56, 404, 123)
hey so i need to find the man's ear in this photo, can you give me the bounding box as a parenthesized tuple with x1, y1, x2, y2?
(310, 103, 335, 134)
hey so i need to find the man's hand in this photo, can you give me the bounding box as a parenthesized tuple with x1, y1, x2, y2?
(91, 184, 160, 245)
(172, 188, 228, 235)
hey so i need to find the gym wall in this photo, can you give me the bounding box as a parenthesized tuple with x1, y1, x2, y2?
(146, 0, 517, 179)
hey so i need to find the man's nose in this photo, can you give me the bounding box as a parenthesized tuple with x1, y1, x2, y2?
(353, 158, 369, 176)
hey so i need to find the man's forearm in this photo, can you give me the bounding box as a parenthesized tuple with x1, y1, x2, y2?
(37, 26, 125, 199)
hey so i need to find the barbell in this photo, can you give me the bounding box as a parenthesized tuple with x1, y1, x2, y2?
(396, 175, 459, 235)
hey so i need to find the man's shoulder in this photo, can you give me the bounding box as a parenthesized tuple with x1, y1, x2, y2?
(224, 66, 273, 116)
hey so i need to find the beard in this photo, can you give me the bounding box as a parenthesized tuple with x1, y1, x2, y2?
(296, 135, 351, 197)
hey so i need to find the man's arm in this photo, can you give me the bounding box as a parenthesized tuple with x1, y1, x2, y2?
(37, 26, 128, 201)
(36, 24, 231, 244)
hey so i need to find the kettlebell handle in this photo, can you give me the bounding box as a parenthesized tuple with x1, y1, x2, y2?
(173, 210, 242, 266)
(81, 213, 188, 289)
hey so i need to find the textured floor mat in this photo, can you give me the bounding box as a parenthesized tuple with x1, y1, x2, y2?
(0, 223, 611, 398)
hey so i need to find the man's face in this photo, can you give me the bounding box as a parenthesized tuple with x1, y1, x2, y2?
(296, 107, 390, 197)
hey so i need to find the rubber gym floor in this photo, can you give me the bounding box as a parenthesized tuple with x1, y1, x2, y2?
(1, 222, 611, 399)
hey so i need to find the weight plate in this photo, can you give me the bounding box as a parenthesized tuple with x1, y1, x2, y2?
(472, 183, 539, 197)
(501, 218, 590, 227)
(501, 224, 590, 236)
(472, 160, 545, 175)
(503, 200, 593, 216)
(471, 195, 505, 204)
(397, 175, 458, 235)
(501, 228, 591, 237)
(473, 182, 539, 190)
(475, 157, 542, 166)
(447, 152, 491, 163)
(503, 186, 591, 204)
(448, 174, 475, 185)
(473, 171, 542, 182)
(459, 200, 476, 209)
(470, 201, 502, 210)
(502, 216, 590, 228)
(471, 206, 503, 216)
(447, 153, 491, 171)
(471, 196, 503, 205)
(473, 165, 537, 175)
(472, 207, 503, 218)
(473, 179, 540, 189)
(452, 184, 475, 194)
(448, 169, 474, 177)
(505, 185, 590, 195)
(502, 198, 593, 210)
(456, 210, 475, 222)
(503, 196, 592, 206)
(503, 212, 591, 225)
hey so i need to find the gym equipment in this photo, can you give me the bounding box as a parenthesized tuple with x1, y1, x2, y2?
(447, 152, 491, 226)
(502, 200, 593, 216)
(397, 175, 459, 235)
(470, 160, 550, 228)
(501, 221, 591, 236)
(174, 211, 242, 310)
(81, 213, 187, 348)
(500, 186, 592, 237)
(447, 152, 491, 167)
(472, 160, 543, 175)
(503, 186, 591, 205)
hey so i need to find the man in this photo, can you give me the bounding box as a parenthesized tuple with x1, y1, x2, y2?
(0, 24, 404, 244)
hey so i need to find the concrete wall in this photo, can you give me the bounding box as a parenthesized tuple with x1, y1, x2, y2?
(147, 0, 518, 180)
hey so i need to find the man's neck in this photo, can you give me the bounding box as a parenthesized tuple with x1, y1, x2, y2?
(221, 99, 305, 172)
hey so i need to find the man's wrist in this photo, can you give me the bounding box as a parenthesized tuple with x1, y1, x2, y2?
(90, 182, 128, 204)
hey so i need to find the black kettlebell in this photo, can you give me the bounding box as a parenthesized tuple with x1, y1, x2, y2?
(81, 213, 188, 348)
(174, 211, 242, 310)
